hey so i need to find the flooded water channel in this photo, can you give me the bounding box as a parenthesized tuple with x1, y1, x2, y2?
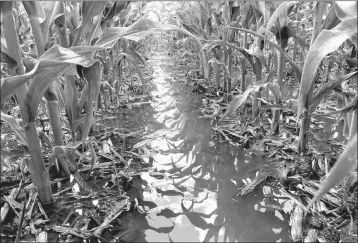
(110, 48, 292, 242)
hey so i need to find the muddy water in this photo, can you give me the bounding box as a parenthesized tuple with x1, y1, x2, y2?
(120, 49, 292, 242)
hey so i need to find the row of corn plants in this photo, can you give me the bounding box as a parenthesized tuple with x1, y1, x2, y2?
(0, 1, 356, 212)
(162, 1, 357, 209)
(0, 1, 210, 204)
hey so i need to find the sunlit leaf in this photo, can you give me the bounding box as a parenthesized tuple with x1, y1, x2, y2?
(298, 17, 358, 117)
(95, 19, 160, 48)
(249, 46, 268, 70)
(306, 133, 357, 211)
(274, 210, 284, 221)
(334, 2, 357, 21)
(219, 87, 253, 123)
(102, 141, 110, 154)
(95, 18, 206, 76)
(179, 20, 205, 39)
(258, 2, 268, 23)
(283, 199, 295, 214)
(219, 82, 281, 123)
(1, 44, 96, 107)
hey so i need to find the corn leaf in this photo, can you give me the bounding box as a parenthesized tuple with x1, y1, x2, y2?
(311, 2, 326, 44)
(306, 133, 357, 211)
(22, 1, 46, 24)
(71, 1, 107, 46)
(63, 76, 79, 132)
(219, 82, 281, 123)
(1, 45, 96, 118)
(95, 19, 160, 48)
(247, 46, 268, 70)
(265, 1, 299, 38)
(228, 27, 302, 80)
(258, 2, 268, 23)
(41, 1, 62, 44)
(95, 18, 207, 77)
(310, 72, 357, 113)
(1, 113, 27, 146)
(219, 84, 260, 123)
(78, 85, 89, 113)
(298, 17, 358, 117)
(80, 61, 102, 148)
(334, 2, 357, 21)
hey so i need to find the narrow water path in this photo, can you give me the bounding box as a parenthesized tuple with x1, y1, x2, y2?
(131, 46, 292, 242)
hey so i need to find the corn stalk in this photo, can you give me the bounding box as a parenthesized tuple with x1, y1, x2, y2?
(1, 2, 53, 203)
(298, 3, 357, 153)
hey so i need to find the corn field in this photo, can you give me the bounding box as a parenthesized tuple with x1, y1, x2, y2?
(0, 1, 357, 242)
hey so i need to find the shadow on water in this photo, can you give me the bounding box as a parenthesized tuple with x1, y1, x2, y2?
(108, 50, 292, 242)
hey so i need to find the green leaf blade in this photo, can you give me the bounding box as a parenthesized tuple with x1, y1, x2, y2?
(298, 17, 358, 117)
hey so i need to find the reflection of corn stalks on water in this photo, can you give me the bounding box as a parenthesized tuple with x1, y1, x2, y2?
(128, 45, 292, 242)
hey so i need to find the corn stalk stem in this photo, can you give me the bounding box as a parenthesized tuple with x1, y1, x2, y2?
(3, 4, 52, 202)
(21, 2, 61, 201)
(271, 50, 285, 134)
(292, 12, 300, 62)
(298, 84, 314, 153)
(298, 109, 311, 153)
(215, 64, 222, 90)
(23, 2, 64, 147)
(1, 4, 52, 200)
(298, 4, 327, 153)
(252, 59, 262, 118)
(240, 32, 249, 92)
(46, 99, 64, 146)
(25, 122, 53, 203)
(349, 110, 357, 141)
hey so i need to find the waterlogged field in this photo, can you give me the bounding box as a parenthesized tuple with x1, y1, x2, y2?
(0, 1, 357, 242)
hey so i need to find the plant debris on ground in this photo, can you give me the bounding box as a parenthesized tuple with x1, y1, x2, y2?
(1, 1, 357, 243)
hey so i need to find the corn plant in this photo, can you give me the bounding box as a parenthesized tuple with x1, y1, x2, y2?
(1, 1, 216, 204)
(1, 2, 100, 203)
(297, 2, 357, 153)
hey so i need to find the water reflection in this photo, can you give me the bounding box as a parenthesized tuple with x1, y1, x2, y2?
(120, 51, 292, 242)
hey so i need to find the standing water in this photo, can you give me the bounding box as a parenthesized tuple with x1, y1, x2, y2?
(117, 45, 292, 242)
